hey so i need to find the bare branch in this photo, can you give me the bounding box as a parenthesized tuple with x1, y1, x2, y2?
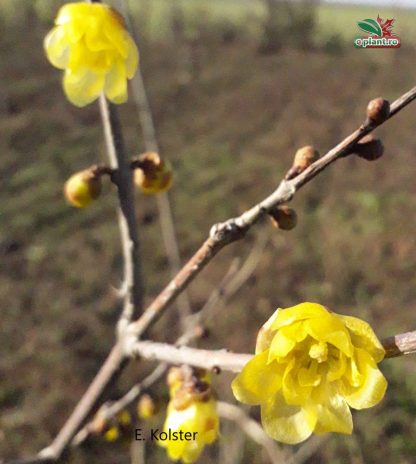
(119, 0, 192, 330)
(217, 402, 285, 464)
(129, 86, 416, 339)
(128, 330, 416, 372)
(98, 95, 143, 332)
(382, 330, 416, 357)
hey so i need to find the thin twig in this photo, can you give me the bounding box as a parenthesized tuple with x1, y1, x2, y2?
(217, 402, 285, 464)
(119, 0, 192, 331)
(128, 330, 416, 371)
(98, 95, 143, 333)
(129, 86, 416, 339)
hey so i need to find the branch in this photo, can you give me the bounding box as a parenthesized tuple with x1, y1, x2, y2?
(8, 80, 416, 464)
(381, 330, 416, 357)
(129, 86, 416, 338)
(217, 402, 285, 464)
(98, 95, 143, 332)
(120, 0, 192, 330)
(128, 330, 416, 372)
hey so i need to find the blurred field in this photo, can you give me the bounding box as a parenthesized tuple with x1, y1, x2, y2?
(1, 1, 416, 464)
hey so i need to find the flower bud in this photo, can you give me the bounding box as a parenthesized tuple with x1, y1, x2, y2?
(354, 135, 384, 161)
(133, 152, 173, 194)
(64, 169, 102, 208)
(104, 426, 120, 442)
(167, 367, 184, 391)
(137, 394, 158, 420)
(117, 410, 132, 427)
(285, 146, 320, 180)
(269, 206, 297, 231)
(366, 98, 390, 124)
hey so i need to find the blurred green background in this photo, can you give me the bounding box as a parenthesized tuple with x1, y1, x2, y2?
(1, 0, 416, 463)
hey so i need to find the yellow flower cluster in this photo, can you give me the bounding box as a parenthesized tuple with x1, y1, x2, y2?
(44, 2, 138, 107)
(232, 302, 387, 444)
(159, 368, 219, 463)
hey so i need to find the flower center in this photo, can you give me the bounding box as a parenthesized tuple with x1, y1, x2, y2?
(309, 341, 328, 363)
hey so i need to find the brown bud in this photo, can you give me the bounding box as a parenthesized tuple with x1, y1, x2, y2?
(64, 168, 102, 208)
(285, 146, 320, 180)
(354, 135, 384, 161)
(366, 98, 390, 124)
(269, 206, 297, 231)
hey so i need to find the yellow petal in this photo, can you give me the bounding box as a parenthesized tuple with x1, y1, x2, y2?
(272, 302, 329, 331)
(125, 34, 139, 78)
(255, 309, 279, 354)
(63, 69, 104, 107)
(327, 352, 347, 382)
(313, 394, 353, 435)
(232, 350, 282, 405)
(44, 26, 70, 69)
(282, 358, 313, 405)
(342, 348, 387, 410)
(261, 392, 314, 444)
(306, 315, 353, 357)
(298, 360, 321, 387)
(104, 61, 127, 104)
(268, 329, 296, 360)
(340, 315, 385, 362)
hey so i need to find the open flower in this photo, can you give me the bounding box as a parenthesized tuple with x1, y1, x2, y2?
(44, 2, 138, 107)
(159, 368, 219, 463)
(232, 302, 387, 444)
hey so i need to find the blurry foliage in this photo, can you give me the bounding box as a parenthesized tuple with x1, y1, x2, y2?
(1, 1, 416, 464)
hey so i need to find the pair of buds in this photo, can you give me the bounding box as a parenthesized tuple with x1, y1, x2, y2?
(64, 152, 173, 208)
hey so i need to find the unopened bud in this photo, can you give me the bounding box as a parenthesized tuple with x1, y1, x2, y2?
(269, 206, 297, 231)
(286, 146, 320, 180)
(354, 135, 384, 161)
(366, 98, 390, 124)
(104, 426, 120, 442)
(133, 152, 173, 194)
(64, 169, 102, 208)
(167, 366, 184, 393)
(117, 410, 132, 427)
(137, 394, 158, 420)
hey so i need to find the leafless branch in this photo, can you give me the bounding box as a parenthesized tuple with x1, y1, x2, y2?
(381, 330, 416, 357)
(217, 402, 285, 464)
(98, 95, 143, 333)
(119, 0, 192, 330)
(7, 63, 416, 464)
(128, 330, 416, 372)
(129, 86, 416, 339)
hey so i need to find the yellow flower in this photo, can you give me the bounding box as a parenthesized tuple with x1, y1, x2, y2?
(134, 151, 173, 194)
(44, 2, 138, 107)
(64, 169, 102, 208)
(158, 398, 219, 464)
(232, 302, 387, 444)
(104, 425, 120, 442)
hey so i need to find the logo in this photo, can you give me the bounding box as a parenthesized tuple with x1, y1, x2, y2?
(354, 16, 401, 49)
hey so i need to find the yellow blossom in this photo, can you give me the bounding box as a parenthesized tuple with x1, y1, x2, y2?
(64, 169, 102, 208)
(44, 2, 138, 107)
(158, 398, 219, 464)
(104, 426, 120, 442)
(134, 152, 173, 194)
(232, 302, 387, 444)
